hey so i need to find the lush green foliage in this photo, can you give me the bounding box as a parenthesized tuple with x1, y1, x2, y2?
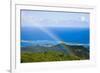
(21, 51, 83, 63)
(21, 42, 89, 63)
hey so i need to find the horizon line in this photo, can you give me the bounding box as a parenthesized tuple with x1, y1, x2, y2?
(21, 40, 89, 46)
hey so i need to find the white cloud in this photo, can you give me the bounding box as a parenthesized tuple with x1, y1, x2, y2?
(21, 11, 89, 28)
(81, 16, 86, 22)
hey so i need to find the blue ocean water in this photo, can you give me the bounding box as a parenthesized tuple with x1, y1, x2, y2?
(21, 27, 89, 47)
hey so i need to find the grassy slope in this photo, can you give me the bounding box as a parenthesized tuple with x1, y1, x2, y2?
(21, 51, 81, 63)
(21, 43, 89, 63)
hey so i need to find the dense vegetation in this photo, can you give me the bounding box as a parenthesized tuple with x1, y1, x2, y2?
(21, 51, 81, 63)
(21, 43, 89, 63)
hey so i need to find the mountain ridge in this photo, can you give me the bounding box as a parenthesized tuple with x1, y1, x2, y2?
(21, 42, 89, 59)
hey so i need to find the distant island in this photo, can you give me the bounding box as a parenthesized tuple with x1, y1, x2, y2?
(21, 41, 89, 63)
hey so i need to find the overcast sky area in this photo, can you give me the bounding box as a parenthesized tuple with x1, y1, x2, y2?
(21, 10, 90, 28)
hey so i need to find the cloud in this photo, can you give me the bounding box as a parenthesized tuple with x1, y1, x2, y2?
(21, 10, 89, 28)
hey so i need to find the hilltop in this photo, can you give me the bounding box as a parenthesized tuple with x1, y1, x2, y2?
(21, 42, 89, 63)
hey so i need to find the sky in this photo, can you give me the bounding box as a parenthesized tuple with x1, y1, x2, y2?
(21, 10, 90, 28)
(21, 10, 90, 45)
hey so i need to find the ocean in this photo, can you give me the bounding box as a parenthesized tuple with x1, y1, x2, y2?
(21, 27, 89, 47)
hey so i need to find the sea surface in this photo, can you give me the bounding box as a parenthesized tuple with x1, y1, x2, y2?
(21, 27, 90, 47)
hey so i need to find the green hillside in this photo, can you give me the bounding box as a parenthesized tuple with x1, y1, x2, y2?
(21, 42, 89, 63)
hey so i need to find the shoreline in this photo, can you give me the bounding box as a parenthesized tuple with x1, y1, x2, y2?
(21, 40, 89, 47)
